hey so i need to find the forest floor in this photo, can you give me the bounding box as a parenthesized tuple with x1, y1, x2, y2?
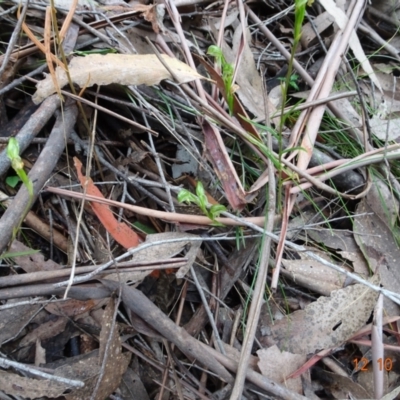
(0, 0, 400, 399)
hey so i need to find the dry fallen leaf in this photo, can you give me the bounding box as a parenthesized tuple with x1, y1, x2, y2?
(263, 278, 379, 354)
(105, 232, 201, 283)
(0, 370, 69, 398)
(305, 229, 369, 276)
(0, 301, 42, 346)
(353, 198, 400, 317)
(257, 345, 306, 394)
(19, 316, 68, 348)
(45, 299, 98, 317)
(282, 252, 346, 296)
(95, 297, 130, 399)
(74, 157, 140, 250)
(33, 54, 204, 104)
(300, 11, 334, 48)
(63, 298, 130, 399)
(322, 371, 372, 399)
(35, 339, 46, 366)
(318, 0, 382, 92)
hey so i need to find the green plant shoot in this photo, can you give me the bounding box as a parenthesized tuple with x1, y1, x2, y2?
(276, 0, 309, 209)
(7, 138, 33, 199)
(6, 138, 34, 242)
(207, 45, 235, 114)
(177, 181, 227, 225)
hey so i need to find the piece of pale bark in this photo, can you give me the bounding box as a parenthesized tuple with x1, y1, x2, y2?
(33, 54, 204, 104)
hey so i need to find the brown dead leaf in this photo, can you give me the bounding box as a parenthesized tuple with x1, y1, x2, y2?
(306, 229, 369, 276)
(61, 351, 102, 399)
(326, 371, 373, 398)
(19, 316, 68, 348)
(10, 240, 62, 272)
(0, 301, 41, 346)
(354, 199, 400, 317)
(300, 11, 334, 49)
(95, 297, 130, 399)
(264, 279, 379, 354)
(35, 339, 46, 366)
(33, 54, 204, 104)
(257, 345, 306, 394)
(75, 157, 140, 250)
(133, 4, 163, 33)
(365, 175, 399, 228)
(202, 120, 246, 210)
(119, 368, 151, 400)
(106, 232, 200, 283)
(62, 299, 130, 399)
(282, 252, 346, 296)
(45, 299, 98, 317)
(0, 370, 69, 398)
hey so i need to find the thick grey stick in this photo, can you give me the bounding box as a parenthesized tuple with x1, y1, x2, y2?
(0, 95, 61, 177)
(0, 100, 77, 253)
(101, 279, 234, 384)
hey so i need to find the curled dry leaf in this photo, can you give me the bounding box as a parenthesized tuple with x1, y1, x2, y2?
(74, 157, 140, 250)
(33, 54, 204, 104)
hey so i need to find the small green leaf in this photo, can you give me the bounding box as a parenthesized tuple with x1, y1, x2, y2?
(195, 181, 206, 200)
(209, 204, 227, 216)
(0, 249, 40, 259)
(132, 221, 157, 234)
(6, 137, 20, 161)
(6, 175, 21, 188)
(207, 45, 223, 67)
(177, 189, 198, 205)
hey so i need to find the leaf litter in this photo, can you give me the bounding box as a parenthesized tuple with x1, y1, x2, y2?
(0, 0, 400, 398)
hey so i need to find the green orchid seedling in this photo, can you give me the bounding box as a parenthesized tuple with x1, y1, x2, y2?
(6, 138, 34, 239)
(177, 181, 227, 226)
(7, 138, 33, 199)
(207, 45, 235, 115)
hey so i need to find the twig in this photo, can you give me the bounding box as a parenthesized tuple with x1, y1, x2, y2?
(359, 21, 400, 63)
(0, 357, 84, 387)
(372, 294, 384, 399)
(0, 2, 28, 79)
(46, 186, 269, 226)
(0, 101, 78, 254)
(102, 280, 233, 383)
(0, 257, 187, 288)
(190, 265, 226, 355)
(230, 74, 276, 399)
(0, 95, 61, 177)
